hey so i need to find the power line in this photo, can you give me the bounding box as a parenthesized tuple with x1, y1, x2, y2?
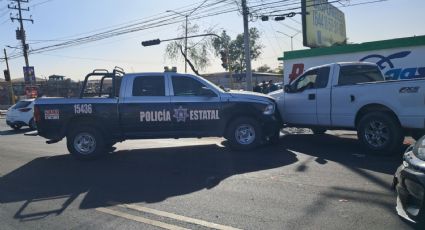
(13, 1, 239, 57)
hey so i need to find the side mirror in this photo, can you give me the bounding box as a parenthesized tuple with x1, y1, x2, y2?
(284, 84, 292, 93)
(200, 87, 216, 97)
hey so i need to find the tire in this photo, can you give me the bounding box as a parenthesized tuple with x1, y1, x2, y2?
(29, 118, 37, 130)
(311, 128, 326, 135)
(11, 124, 22, 130)
(226, 117, 262, 151)
(66, 126, 105, 160)
(357, 112, 403, 155)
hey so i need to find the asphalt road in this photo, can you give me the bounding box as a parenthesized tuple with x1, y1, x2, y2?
(0, 120, 418, 230)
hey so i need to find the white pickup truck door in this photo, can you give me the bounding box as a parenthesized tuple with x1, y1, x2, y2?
(283, 67, 331, 126)
(331, 64, 386, 128)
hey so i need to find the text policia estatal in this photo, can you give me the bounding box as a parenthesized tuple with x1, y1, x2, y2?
(140, 109, 220, 122)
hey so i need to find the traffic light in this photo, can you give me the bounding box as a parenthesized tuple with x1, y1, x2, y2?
(3, 70, 10, 82)
(220, 50, 228, 70)
(274, 16, 285, 21)
(141, 39, 161, 47)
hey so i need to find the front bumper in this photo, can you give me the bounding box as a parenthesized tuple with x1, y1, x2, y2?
(260, 114, 282, 137)
(394, 151, 425, 225)
(6, 119, 27, 127)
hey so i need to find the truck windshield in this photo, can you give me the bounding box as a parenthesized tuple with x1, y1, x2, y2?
(338, 65, 384, 85)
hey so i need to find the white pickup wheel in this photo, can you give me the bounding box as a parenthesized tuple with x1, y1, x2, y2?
(357, 112, 403, 154)
(67, 126, 105, 160)
(227, 117, 262, 150)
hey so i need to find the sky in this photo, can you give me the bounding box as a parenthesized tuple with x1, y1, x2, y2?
(0, 0, 424, 81)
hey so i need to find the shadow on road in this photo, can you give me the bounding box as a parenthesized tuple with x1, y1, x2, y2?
(0, 127, 31, 136)
(0, 144, 297, 221)
(266, 133, 413, 229)
(274, 133, 405, 175)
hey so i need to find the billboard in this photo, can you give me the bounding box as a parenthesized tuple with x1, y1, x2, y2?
(302, 0, 347, 48)
(283, 44, 425, 84)
(23, 66, 36, 84)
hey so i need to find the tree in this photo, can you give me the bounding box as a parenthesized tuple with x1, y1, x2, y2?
(165, 22, 211, 74)
(212, 28, 263, 73)
(256, 64, 271, 73)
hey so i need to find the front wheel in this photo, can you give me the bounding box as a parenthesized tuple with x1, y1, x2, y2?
(357, 112, 403, 155)
(227, 117, 262, 151)
(67, 126, 105, 160)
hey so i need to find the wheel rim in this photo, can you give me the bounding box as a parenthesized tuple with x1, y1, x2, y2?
(364, 120, 390, 148)
(73, 132, 97, 155)
(235, 124, 256, 145)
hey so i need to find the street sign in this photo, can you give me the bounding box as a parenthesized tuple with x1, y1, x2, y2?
(23, 66, 36, 84)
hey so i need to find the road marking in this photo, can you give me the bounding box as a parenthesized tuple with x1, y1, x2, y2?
(107, 202, 242, 230)
(96, 207, 189, 230)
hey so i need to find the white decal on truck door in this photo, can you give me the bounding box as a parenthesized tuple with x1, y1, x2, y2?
(140, 110, 171, 122)
(45, 109, 60, 120)
(74, 104, 92, 114)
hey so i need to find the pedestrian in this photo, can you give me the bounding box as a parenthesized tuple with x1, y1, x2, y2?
(253, 83, 262, 93)
(261, 80, 269, 94)
(268, 80, 278, 92)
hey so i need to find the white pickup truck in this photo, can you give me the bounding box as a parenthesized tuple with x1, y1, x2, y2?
(269, 62, 425, 154)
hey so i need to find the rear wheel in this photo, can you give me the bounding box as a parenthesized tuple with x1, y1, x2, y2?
(357, 112, 403, 155)
(66, 126, 105, 160)
(227, 117, 262, 151)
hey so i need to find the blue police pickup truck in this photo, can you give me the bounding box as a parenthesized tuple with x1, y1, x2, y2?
(34, 67, 281, 159)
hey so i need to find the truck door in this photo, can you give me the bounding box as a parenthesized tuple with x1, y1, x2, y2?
(331, 64, 384, 127)
(283, 67, 331, 126)
(169, 75, 222, 136)
(120, 75, 172, 136)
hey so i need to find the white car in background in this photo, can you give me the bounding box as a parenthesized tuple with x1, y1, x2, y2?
(6, 99, 36, 130)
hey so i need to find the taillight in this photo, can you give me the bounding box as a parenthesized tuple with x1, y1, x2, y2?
(34, 106, 41, 122)
(19, 108, 31, 112)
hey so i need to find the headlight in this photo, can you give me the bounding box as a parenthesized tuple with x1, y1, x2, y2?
(413, 135, 425, 161)
(263, 103, 275, 115)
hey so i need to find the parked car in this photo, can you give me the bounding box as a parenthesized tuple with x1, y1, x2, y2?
(394, 135, 425, 227)
(6, 99, 36, 130)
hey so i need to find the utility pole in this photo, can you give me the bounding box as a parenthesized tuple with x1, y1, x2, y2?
(166, 0, 207, 73)
(277, 31, 300, 51)
(9, 0, 33, 68)
(184, 15, 188, 73)
(3, 49, 16, 104)
(241, 0, 253, 91)
(166, 10, 190, 73)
